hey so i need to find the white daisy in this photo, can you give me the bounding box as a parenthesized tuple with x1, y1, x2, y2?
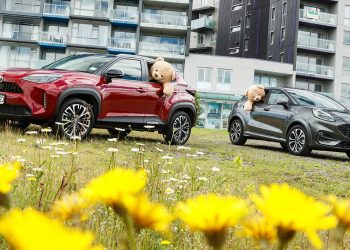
(107, 148, 119, 153)
(211, 167, 221, 172)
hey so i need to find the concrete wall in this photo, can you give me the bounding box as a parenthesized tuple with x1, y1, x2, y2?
(184, 54, 295, 95)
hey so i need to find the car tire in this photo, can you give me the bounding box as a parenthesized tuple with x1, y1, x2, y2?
(164, 111, 192, 145)
(107, 128, 130, 140)
(229, 119, 247, 145)
(286, 125, 311, 156)
(53, 98, 95, 140)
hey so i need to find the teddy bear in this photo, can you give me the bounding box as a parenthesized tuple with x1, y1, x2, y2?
(244, 85, 266, 111)
(149, 57, 176, 96)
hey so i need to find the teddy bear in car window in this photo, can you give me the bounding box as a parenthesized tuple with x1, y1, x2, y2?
(244, 84, 266, 111)
(149, 57, 176, 96)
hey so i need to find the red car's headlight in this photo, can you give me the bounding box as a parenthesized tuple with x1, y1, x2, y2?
(22, 74, 62, 83)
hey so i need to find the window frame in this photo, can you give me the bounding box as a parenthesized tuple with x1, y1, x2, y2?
(106, 58, 143, 82)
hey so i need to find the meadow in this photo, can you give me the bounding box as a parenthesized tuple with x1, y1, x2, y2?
(1, 126, 350, 249)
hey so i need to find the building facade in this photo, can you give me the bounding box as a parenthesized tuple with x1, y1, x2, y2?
(184, 54, 295, 129)
(0, 0, 192, 73)
(212, 0, 350, 102)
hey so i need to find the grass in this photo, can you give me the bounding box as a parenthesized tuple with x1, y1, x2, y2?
(1, 126, 350, 249)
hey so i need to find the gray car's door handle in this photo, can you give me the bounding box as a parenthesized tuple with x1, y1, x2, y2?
(264, 106, 271, 111)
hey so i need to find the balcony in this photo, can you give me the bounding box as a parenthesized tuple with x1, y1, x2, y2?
(43, 3, 70, 22)
(2, 0, 41, 14)
(110, 9, 139, 28)
(140, 13, 188, 33)
(299, 9, 337, 28)
(107, 38, 136, 54)
(70, 36, 108, 48)
(192, 0, 215, 13)
(296, 63, 335, 80)
(38, 32, 67, 49)
(143, 0, 189, 8)
(191, 17, 215, 32)
(297, 34, 335, 54)
(1, 30, 38, 42)
(139, 42, 185, 60)
(72, 8, 108, 19)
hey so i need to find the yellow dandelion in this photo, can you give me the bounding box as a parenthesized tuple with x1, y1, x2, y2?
(233, 156, 243, 165)
(123, 194, 172, 234)
(51, 193, 90, 222)
(0, 161, 21, 194)
(239, 216, 277, 246)
(251, 184, 337, 249)
(176, 194, 247, 250)
(0, 208, 103, 250)
(328, 195, 350, 229)
(81, 168, 146, 214)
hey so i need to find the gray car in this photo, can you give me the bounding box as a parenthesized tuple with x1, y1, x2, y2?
(228, 87, 350, 158)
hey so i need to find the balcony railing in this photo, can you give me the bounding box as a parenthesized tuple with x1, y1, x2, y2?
(2, 0, 41, 13)
(297, 34, 335, 53)
(110, 9, 139, 23)
(191, 17, 215, 31)
(296, 62, 335, 79)
(139, 42, 185, 59)
(70, 36, 108, 47)
(39, 32, 67, 45)
(108, 38, 136, 51)
(43, 3, 70, 17)
(299, 9, 337, 27)
(141, 13, 188, 28)
(72, 8, 108, 18)
(1, 31, 38, 41)
(143, 0, 189, 4)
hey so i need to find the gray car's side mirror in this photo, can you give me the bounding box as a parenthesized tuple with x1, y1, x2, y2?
(277, 99, 289, 109)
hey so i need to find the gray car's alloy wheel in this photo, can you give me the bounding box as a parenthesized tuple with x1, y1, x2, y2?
(286, 125, 311, 156)
(54, 98, 95, 139)
(164, 111, 192, 145)
(229, 119, 247, 145)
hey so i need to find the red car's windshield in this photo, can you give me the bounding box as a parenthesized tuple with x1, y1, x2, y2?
(43, 54, 115, 74)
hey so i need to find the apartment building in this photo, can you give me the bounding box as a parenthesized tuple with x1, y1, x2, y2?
(0, 0, 191, 73)
(212, 0, 350, 102)
(189, 0, 219, 55)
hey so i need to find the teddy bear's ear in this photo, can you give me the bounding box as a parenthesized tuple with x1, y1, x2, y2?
(155, 57, 164, 62)
(257, 85, 265, 89)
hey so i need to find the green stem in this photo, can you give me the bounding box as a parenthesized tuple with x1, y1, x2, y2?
(277, 240, 287, 250)
(122, 215, 137, 250)
(329, 224, 346, 250)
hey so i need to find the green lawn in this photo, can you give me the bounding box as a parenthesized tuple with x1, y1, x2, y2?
(1, 126, 350, 249)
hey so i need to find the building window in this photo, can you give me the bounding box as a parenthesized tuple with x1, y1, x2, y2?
(271, 7, 276, 20)
(254, 73, 284, 87)
(232, 4, 242, 11)
(270, 31, 274, 44)
(343, 57, 350, 77)
(211, 32, 217, 43)
(197, 33, 205, 45)
(344, 31, 350, 44)
(296, 80, 324, 93)
(217, 69, 232, 91)
(229, 47, 240, 54)
(245, 15, 251, 28)
(231, 26, 241, 32)
(341, 83, 350, 104)
(281, 27, 286, 40)
(345, 6, 350, 26)
(197, 67, 212, 90)
(244, 38, 249, 51)
(247, 0, 251, 5)
(280, 52, 285, 63)
(282, 1, 287, 15)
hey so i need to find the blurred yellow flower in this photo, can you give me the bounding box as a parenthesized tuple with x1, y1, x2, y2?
(176, 194, 247, 249)
(160, 240, 171, 245)
(252, 184, 337, 249)
(81, 168, 146, 214)
(51, 193, 90, 222)
(239, 216, 277, 244)
(0, 161, 21, 194)
(233, 156, 243, 165)
(0, 208, 102, 250)
(123, 194, 172, 234)
(328, 195, 350, 229)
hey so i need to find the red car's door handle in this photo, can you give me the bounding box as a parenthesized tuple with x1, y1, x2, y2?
(136, 87, 146, 93)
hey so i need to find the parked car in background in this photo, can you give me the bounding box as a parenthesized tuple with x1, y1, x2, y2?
(228, 87, 350, 158)
(0, 54, 196, 145)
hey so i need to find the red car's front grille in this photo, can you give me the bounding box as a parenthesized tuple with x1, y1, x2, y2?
(0, 82, 23, 94)
(0, 104, 31, 116)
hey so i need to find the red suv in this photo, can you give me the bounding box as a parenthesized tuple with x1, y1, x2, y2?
(0, 54, 196, 145)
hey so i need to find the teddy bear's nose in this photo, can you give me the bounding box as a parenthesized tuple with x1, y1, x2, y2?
(154, 73, 159, 78)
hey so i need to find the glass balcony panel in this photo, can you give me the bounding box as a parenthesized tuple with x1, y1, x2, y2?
(297, 34, 335, 52)
(3, 0, 41, 13)
(43, 3, 70, 16)
(110, 9, 139, 22)
(39, 32, 67, 44)
(108, 38, 136, 50)
(141, 13, 188, 27)
(73, 8, 108, 18)
(71, 36, 107, 47)
(299, 9, 337, 26)
(2, 31, 38, 41)
(296, 62, 335, 79)
(139, 41, 185, 56)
